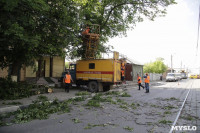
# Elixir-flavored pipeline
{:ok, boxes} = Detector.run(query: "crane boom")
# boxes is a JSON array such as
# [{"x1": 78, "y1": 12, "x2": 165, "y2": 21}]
[{"x1": 82, "y1": 24, "x2": 100, "y2": 59}]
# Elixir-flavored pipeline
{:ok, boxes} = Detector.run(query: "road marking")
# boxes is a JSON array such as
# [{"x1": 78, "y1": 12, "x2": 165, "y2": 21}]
[{"x1": 169, "y1": 87, "x2": 191, "y2": 133}]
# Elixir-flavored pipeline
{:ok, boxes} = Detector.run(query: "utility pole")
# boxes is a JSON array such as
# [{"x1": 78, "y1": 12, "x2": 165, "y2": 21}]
[
  {"x1": 181, "y1": 61, "x2": 182, "y2": 70},
  {"x1": 171, "y1": 54, "x2": 173, "y2": 73}
]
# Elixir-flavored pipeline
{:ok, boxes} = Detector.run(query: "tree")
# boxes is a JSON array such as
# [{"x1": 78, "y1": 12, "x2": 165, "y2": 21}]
[
  {"x1": 0, "y1": 0, "x2": 77, "y2": 77},
  {"x1": 0, "y1": 0, "x2": 175, "y2": 79},
  {"x1": 144, "y1": 58, "x2": 167, "y2": 74},
  {"x1": 68, "y1": 0, "x2": 176, "y2": 59}
]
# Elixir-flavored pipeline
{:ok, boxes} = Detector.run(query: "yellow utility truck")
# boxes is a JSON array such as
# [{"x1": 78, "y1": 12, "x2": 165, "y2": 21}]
[
  {"x1": 69, "y1": 53, "x2": 125, "y2": 92},
  {"x1": 66, "y1": 24, "x2": 125, "y2": 92}
]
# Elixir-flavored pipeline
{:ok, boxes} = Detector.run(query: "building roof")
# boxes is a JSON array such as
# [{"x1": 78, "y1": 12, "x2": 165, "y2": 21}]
[{"x1": 126, "y1": 58, "x2": 143, "y2": 66}]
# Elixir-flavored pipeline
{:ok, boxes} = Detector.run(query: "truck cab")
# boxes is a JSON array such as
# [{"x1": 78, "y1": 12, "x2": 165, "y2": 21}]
[{"x1": 68, "y1": 64, "x2": 76, "y2": 83}]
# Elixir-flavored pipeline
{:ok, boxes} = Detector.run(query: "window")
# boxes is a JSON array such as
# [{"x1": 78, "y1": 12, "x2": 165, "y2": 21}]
[
  {"x1": 70, "y1": 65, "x2": 75, "y2": 70},
  {"x1": 89, "y1": 63, "x2": 95, "y2": 69}
]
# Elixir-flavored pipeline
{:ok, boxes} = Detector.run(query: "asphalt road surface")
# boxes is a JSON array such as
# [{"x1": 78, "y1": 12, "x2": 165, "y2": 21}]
[{"x1": 0, "y1": 79, "x2": 199, "y2": 133}]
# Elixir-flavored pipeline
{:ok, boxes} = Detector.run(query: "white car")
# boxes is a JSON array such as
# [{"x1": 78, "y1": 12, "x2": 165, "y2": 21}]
[
  {"x1": 175, "y1": 73, "x2": 182, "y2": 80},
  {"x1": 166, "y1": 73, "x2": 178, "y2": 82}
]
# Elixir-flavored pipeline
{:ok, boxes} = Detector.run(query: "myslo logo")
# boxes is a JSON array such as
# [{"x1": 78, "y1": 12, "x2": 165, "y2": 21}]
[{"x1": 172, "y1": 126, "x2": 197, "y2": 131}]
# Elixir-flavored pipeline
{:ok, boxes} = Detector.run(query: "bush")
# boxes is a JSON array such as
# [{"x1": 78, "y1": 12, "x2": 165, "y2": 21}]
[{"x1": 0, "y1": 77, "x2": 35, "y2": 100}]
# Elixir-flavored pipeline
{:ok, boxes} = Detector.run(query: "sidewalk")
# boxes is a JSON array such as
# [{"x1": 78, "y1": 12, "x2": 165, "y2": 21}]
[
  {"x1": 0, "y1": 81, "x2": 163, "y2": 114},
  {"x1": 0, "y1": 88, "x2": 81, "y2": 114}
]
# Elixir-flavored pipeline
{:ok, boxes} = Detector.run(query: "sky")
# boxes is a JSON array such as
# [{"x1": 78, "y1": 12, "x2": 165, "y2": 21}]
[{"x1": 106, "y1": 0, "x2": 200, "y2": 74}]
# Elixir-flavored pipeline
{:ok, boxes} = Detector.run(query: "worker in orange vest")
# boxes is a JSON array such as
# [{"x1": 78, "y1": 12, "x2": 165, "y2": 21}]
[
  {"x1": 144, "y1": 73, "x2": 150, "y2": 93},
  {"x1": 121, "y1": 63, "x2": 125, "y2": 83},
  {"x1": 82, "y1": 26, "x2": 90, "y2": 35},
  {"x1": 137, "y1": 74, "x2": 144, "y2": 90},
  {"x1": 63, "y1": 71, "x2": 73, "y2": 93}
]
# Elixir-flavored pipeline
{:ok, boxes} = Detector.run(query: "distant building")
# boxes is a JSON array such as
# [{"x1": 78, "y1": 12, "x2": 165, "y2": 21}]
[{"x1": 125, "y1": 59, "x2": 143, "y2": 82}]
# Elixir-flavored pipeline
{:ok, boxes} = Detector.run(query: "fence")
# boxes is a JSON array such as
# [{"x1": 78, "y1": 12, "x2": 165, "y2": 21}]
[{"x1": 149, "y1": 73, "x2": 162, "y2": 81}]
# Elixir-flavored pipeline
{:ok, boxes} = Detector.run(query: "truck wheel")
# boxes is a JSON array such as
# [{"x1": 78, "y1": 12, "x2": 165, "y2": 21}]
[{"x1": 88, "y1": 81, "x2": 98, "y2": 93}]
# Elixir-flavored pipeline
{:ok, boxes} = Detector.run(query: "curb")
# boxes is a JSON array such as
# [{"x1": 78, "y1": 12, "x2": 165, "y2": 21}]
[{"x1": 0, "y1": 95, "x2": 86, "y2": 114}]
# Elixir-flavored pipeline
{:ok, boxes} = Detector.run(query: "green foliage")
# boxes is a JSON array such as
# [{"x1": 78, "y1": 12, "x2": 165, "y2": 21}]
[
  {"x1": 84, "y1": 123, "x2": 109, "y2": 129},
  {"x1": 37, "y1": 95, "x2": 48, "y2": 102},
  {"x1": 144, "y1": 58, "x2": 168, "y2": 74},
  {"x1": 130, "y1": 103, "x2": 137, "y2": 109},
  {"x1": 121, "y1": 92, "x2": 131, "y2": 97},
  {"x1": 116, "y1": 98, "x2": 128, "y2": 105},
  {"x1": 0, "y1": 98, "x2": 73, "y2": 125},
  {"x1": 12, "y1": 99, "x2": 71, "y2": 123},
  {"x1": 72, "y1": 118, "x2": 81, "y2": 123},
  {"x1": 75, "y1": 91, "x2": 90, "y2": 96},
  {"x1": 165, "y1": 97, "x2": 178, "y2": 101},
  {"x1": 85, "y1": 100, "x2": 101, "y2": 107},
  {"x1": 123, "y1": 126, "x2": 134, "y2": 132},
  {"x1": 164, "y1": 111, "x2": 171, "y2": 115},
  {"x1": 105, "y1": 91, "x2": 131, "y2": 97},
  {"x1": 85, "y1": 94, "x2": 116, "y2": 107},
  {"x1": 0, "y1": 77, "x2": 35, "y2": 100},
  {"x1": 163, "y1": 105, "x2": 176, "y2": 110},
  {"x1": 119, "y1": 105, "x2": 129, "y2": 110},
  {"x1": 105, "y1": 91, "x2": 121, "y2": 96},
  {"x1": 68, "y1": 0, "x2": 176, "y2": 59},
  {"x1": 65, "y1": 62, "x2": 69, "y2": 69},
  {"x1": 181, "y1": 115, "x2": 196, "y2": 121},
  {"x1": 159, "y1": 119, "x2": 172, "y2": 124},
  {"x1": 0, "y1": 0, "x2": 176, "y2": 70},
  {"x1": 72, "y1": 96, "x2": 86, "y2": 102},
  {"x1": 0, "y1": 0, "x2": 75, "y2": 72}
]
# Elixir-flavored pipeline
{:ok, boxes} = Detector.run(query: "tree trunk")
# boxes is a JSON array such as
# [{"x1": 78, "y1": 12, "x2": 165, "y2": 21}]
[{"x1": 10, "y1": 61, "x2": 21, "y2": 82}]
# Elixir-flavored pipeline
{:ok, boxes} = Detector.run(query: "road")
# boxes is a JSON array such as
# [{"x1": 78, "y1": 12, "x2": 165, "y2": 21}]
[{"x1": 0, "y1": 79, "x2": 199, "y2": 133}]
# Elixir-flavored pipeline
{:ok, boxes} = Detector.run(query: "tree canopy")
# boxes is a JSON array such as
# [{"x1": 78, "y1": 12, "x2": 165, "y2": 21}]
[
  {"x1": 143, "y1": 57, "x2": 168, "y2": 74},
  {"x1": 0, "y1": 0, "x2": 77, "y2": 75},
  {"x1": 69, "y1": 0, "x2": 176, "y2": 58},
  {"x1": 0, "y1": 0, "x2": 176, "y2": 75}
]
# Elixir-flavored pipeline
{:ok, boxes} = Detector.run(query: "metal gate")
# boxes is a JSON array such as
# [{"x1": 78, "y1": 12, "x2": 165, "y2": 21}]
[{"x1": 125, "y1": 64, "x2": 133, "y2": 81}]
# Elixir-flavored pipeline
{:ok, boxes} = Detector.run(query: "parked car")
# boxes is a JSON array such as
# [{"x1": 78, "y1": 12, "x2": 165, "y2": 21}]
[
  {"x1": 175, "y1": 73, "x2": 182, "y2": 80},
  {"x1": 180, "y1": 72, "x2": 187, "y2": 79},
  {"x1": 166, "y1": 73, "x2": 178, "y2": 82},
  {"x1": 189, "y1": 75, "x2": 197, "y2": 79}
]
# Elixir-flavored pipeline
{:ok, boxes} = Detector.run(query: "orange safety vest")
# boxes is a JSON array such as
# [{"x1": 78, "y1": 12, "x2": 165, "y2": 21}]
[
  {"x1": 82, "y1": 29, "x2": 90, "y2": 35},
  {"x1": 121, "y1": 70, "x2": 125, "y2": 76},
  {"x1": 144, "y1": 76, "x2": 150, "y2": 83},
  {"x1": 65, "y1": 74, "x2": 71, "y2": 83},
  {"x1": 137, "y1": 76, "x2": 142, "y2": 83}
]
